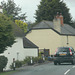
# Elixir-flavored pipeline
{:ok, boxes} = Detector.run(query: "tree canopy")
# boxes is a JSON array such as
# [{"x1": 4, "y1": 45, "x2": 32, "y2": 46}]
[
  {"x1": 35, "y1": 0, "x2": 72, "y2": 24},
  {"x1": 71, "y1": 20, "x2": 75, "y2": 28},
  {"x1": 15, "y1": 20, "x2": 28, "y2": 33},
  {"x1": 1, "y1": 0, "x2": 27, "y2": 21},
  {"x1": 0, "y1": 13, "x2": 15, "y2": 53}
]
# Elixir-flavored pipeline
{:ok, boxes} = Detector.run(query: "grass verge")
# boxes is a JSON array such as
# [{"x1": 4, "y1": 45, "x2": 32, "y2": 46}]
[{"x1": 0, "y1": 71, "x2": 17, "y2": 75}]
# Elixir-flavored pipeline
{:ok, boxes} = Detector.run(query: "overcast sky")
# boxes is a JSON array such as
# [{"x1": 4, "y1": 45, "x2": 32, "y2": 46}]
[{"x1": 0, "y1": 0, "x2": 75, "y2": 22}]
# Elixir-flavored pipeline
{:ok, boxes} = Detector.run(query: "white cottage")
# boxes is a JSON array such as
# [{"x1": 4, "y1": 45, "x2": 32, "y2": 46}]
[{"x1": 0, "y1": 23, "x2": 38, "y2": 70}]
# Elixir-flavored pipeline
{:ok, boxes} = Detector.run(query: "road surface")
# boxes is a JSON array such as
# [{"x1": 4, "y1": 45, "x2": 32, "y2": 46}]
[{"x1": 11, "y1": 62, "x2": 75, "y2": 75}]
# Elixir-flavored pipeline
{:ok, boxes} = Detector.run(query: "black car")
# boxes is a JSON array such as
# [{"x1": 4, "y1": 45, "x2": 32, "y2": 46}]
[{"x1": 53, "y1": 47, "x2": 75, "y2": 65}]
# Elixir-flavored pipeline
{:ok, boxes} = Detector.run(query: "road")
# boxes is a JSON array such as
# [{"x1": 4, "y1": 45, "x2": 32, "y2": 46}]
[{"x1": 11, "y1": 62, "x2": 75, "y2": 75}]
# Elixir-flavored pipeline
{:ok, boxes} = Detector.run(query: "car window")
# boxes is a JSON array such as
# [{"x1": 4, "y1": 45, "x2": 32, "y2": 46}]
[
  {"x1": 70, "y1": 47, "x2": 74, "y2": 52},
  {"x1": 58, "y1": 48, "x2": 69, "y2": 52}
]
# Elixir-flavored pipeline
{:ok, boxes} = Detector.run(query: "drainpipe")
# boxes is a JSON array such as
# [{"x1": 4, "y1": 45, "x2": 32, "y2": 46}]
[{"x1": 67, "y1": 35, "x2": 69, "y2": 45}]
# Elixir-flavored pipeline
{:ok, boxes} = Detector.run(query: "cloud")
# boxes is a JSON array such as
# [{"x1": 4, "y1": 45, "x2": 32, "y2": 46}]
[
  {"x1": 0, "y1": 0, "x2": 75, "y2": 22},
  {"x1": 64, "y1": 0, "x2": 75, "y2": 20}
]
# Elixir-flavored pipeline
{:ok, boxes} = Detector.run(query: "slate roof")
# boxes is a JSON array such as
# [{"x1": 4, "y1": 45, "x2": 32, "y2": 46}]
[
  {"x1": 12, "y1": 22, "x2": 24, "y2": 37},
  {"x1": 23, "y1": 37, "x2": 38, "y2": 48},
  {"x1": 33, "y1": 20, "x2": 75, "y2": 36}
]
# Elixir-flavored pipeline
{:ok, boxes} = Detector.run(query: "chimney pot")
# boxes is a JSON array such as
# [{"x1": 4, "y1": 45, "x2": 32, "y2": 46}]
[
  {"x1": 56, "y1": 12, "x2": 60, "y2": 19},
  {"x1": 59, "y1": 13, "x2": 64, "y2": 26}
]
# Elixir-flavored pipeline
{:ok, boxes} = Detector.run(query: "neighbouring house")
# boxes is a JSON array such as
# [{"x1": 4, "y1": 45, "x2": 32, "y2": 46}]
[
  {"x1": 0, "y1": 22, "x2": 39, "y2": 70},
  {"x1": 26, "y1": 14, "x2": 75, "y2": 55}
]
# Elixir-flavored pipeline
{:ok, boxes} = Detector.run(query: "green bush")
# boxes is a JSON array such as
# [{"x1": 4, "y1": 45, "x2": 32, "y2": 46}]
[
  {"x1": 15, "y1": 60, "x2": 22, "y2": 68},
  {"x1": 38, "y1": 57, "x2": 43, "y2": 63},
  {"x1": 10, "y1": 60, "x2": 22, "y2": 69},
  {"x1": 0, "y1": 56, "x2": 8, "y2": 72},
  {"x1": 23, "y1": 56, "x2": 44, "y2": 65},
  {"x1": 24, "y1": 57, "x2": 32, "y2": 65},
  {"x1": 32, "y1": 57, "x2": 38, "y2": 63}
]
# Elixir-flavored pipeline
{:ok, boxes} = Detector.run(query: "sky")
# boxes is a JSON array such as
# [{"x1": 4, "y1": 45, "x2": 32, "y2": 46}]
[{"x1": 0, "y1": 0, "x2": 75, "y2": 23}]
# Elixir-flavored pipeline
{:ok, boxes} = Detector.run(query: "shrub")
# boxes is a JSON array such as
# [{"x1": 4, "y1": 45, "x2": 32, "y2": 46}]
[
  {"x1": 24, "y1": 57, "x2": 32, "y2": 65},
  {"x1": 32, "y1": 57, "x2": 38, "y2": 63},
  {"x1": 15, "y1": 60, "x2": 22, "y2": 68},
  {"x1": 23, "y1": 56, "x2": 44, "y2": 65},
  {"x1": 0, "y1": 56, "x2": 8, "y2": 72},
  {"x1": 10, "y1": 60, "x2": 22, "y2": 69},
  {"x1": 38, "y1": 57, "x2": 43, "y2": 63}
]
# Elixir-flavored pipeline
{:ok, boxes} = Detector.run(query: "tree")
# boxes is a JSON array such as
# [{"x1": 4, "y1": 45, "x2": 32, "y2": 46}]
[
  {"x1": 0, "y1": 13, "x2": 15, "y2": 53},
  {"x1": 0, "y1": 56, "x2": 8, "y2": 72},
  {"x1": 35, "y1": 0, "x2": 72, "y2": 24},
  {"x1": 1, "y1": 0, "x2": 26, "y2": 21},
  {"x1": 71, "y1": 20, "x2": 75, "y2": 28},
  {"x1": 27, "y1": 21, "x2": 34, "y2": 30},
  {"x1": 18, "y1": 13, "x2": 27, "y2": 21},
  {"x1": 15, "y1": 20, "x2": 28, "y2": 33},
  {"x1": 27, "y1": 21, "x2": 38, "y2": 31}
]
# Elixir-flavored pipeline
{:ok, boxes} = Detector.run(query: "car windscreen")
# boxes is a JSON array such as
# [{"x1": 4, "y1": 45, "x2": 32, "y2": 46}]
[{"x1": 58, "y1": 48, "x2": 69, "y2": 52}]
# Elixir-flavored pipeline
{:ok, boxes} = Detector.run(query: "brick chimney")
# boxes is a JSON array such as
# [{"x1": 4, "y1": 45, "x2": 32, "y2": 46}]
[
  {"x1": 0, "y1": 5, "x2": 3, "y2": 13},
  {"x1": 59, "y1": 13, "x2": 64, "y2": 26},
  {"x1": 53, "y1": 12, "x2": 64, "y2": 33}
]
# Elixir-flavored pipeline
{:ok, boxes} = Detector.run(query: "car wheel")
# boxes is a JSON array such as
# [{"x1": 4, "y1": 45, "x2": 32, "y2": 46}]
[
  {"x1": 54, "y1": 61, "x2": 57, "y2": 65},
  {"x1": 71, "y1": 61, "x2": 74, "y2": 65}
]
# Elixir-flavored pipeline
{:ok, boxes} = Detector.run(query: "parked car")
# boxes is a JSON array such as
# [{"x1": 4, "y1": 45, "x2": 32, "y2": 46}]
[{"x1": 53, "y1": 47, "x2": 75, "y2": 65}]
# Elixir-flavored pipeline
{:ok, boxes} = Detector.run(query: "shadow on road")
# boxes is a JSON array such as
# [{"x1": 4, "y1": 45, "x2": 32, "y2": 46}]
[{"x1": 58, "y1": 63, "x2": 74, "y2": 65}]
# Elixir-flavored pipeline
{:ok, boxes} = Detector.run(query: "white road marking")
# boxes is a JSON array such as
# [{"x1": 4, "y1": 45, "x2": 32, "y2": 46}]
[
  {"x1": 64, "y1": 69, "x2": 70, "y2": 75},
  {"x1": 64, "y1": 66, "x2": 75, "y2": 75},
  {"x1": 72, "y1": 66, "x2": 75, "y2": 68}
]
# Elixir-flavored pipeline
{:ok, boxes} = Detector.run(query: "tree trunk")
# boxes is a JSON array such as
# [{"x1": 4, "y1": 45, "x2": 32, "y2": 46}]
[{"x1": 0, "y1": 68, "x2": 3, "y2": 72}]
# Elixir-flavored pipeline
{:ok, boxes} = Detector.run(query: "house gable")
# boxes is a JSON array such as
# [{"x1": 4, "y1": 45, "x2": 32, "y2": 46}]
[
  {"x1": 26, "y1": 29, "x2": 61, "y2": 54},
  {"x1": 23, "y1": 37, "x2": 38, "y2": 48}
]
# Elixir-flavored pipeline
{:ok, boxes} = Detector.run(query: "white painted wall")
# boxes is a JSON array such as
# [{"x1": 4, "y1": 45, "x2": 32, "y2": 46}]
[
  {"x1": 0, "y1": 9, "x2": 3, "y2": 13},
  {"x1": 24, "y1": 48, "x2": 38, "y2": 57},
  {"x1": 0, "y1": 37, "x2": 38, "y2": 70},
  {"x1": 0, "y1": 37, "x2": 25, "y2": 70}
]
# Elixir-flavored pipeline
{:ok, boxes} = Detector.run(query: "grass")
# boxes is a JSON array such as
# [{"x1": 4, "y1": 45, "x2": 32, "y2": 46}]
[{"x1": 0, "y1": 71, "x2": 17, "y2": 75}]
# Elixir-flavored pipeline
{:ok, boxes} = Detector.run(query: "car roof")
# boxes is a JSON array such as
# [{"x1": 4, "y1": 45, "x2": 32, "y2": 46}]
[{"x1": 58, "y1": 47, "x2": 73, "y2": 49}]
